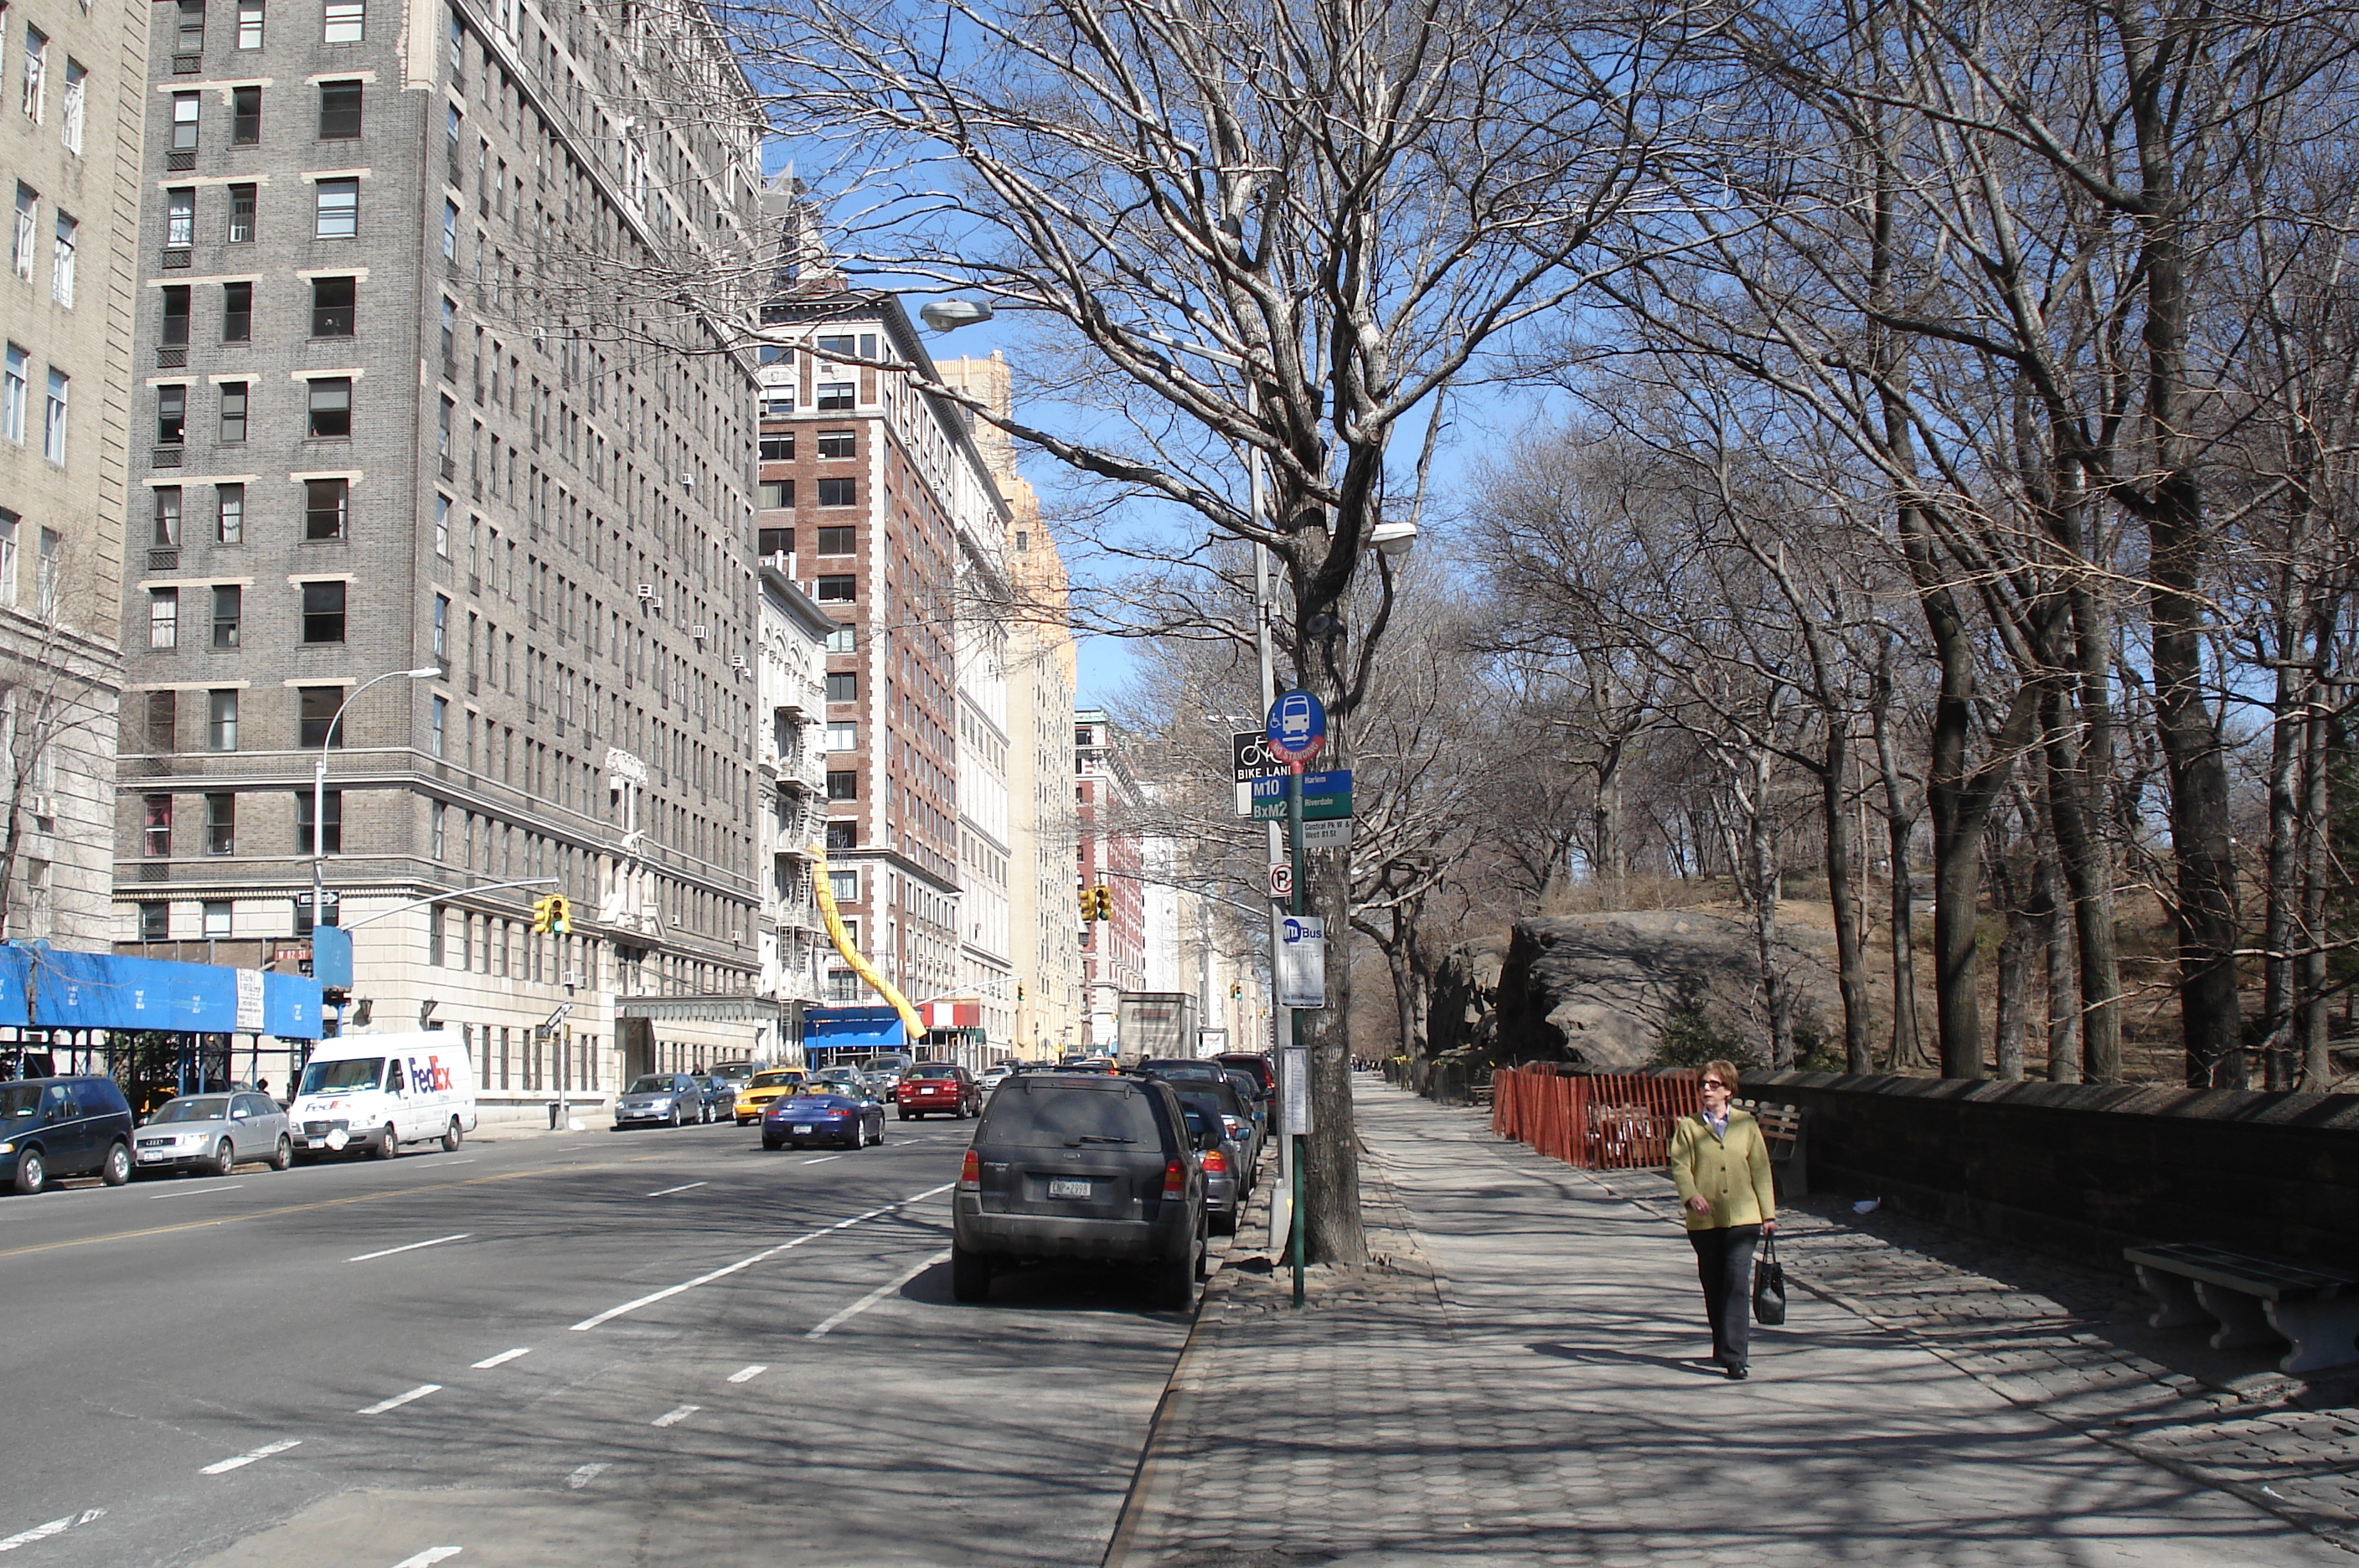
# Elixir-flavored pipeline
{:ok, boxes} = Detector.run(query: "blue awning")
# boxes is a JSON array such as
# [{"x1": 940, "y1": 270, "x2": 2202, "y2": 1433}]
[
  {"x1": 801, "y1": 1006, "x2": 906, "y2": 1050},
  {"x1": 1, "y1": 944, "x2": 323, "y2": 1039}
]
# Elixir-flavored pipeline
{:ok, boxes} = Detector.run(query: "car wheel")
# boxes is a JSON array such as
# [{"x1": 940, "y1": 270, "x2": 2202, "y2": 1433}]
[
  {"x1": 1210, "y1": 1210, "x2": 1237, "y2": 1237},
  {"x1": 375, "y1": 1123, "x2": 399, "y2": 1159},
  {"x1": 214, "y1": 1139, "x2": 237, "y2": 1177},
  {"x1": 950, "y1": 1244, "x2": 994, "y2": 1304},
  {"x1": 896, "y1": 1110, "x2": 910, "y2": 1121},
  {"x1": 101, "y1": 1141, "x2": 132, "y2": 1186},
  {"x1": 13, "y1": 1148, "x2": 46, "y2": 1195},
  {"x1": 669, "y1": 1106, "x2": 682, "y2": 1128},
  {"x1": 270, "y1": 1134, "x2": 293, "y2": 1172},
  {"x1": 441, "y1": 1118, "x2": 462, "y2": 1153},
  {"x1": 762, "y1": 1137, "x2": 782, "y2": 1151},
  {"x1": 1149, "y1": 1242, "x2": 1197, "y2": 1312}
]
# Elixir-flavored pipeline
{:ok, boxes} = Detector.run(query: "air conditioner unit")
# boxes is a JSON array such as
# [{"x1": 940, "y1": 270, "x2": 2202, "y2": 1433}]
[
  {"x1": 636, "y1": 584, "x2": 653, "y2": 598},
  {"x1": 730, "y1": 654, "x2": 748, "y2": 672},
  {"x1": 561, "y1": 968, "x2": 583, "y2": 987},
  {"x1": 691, "y1": 623, "x2": 710, "y2": 641}
]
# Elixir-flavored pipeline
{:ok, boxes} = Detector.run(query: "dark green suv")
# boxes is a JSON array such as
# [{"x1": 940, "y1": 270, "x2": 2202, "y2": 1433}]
[{"x1": 2, "y1": 1075, "x2": 135, "y2": 1194}]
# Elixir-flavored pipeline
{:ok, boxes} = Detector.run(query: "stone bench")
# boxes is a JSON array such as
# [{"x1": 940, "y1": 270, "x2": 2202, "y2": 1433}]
[
  {"x1": 2124, "y1": 1241, "x2": 2359, "y2": 1375},
  {"x1": 1737, "y1": 1098, "x2": 1809, "y2": 1199}
]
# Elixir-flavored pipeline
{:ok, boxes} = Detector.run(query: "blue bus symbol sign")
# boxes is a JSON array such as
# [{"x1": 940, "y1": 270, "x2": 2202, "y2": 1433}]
[{"x1": 1266, "y1": 689, "x2": 1326, "y2": 763}]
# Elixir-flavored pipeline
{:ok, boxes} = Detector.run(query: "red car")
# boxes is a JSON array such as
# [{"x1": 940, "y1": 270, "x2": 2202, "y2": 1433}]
[{"x1": 896, "y1": 1063, "x2": 982, "y2": 1119}]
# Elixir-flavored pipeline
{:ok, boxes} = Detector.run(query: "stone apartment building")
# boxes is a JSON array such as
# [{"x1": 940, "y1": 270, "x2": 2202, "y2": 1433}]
[
  {"x1": 750, "y1": 240, "x2": 1009, "y2": 1048},
  {"x1": 111, "y1": 0, "x2": 770, "y2": 1094},
  {"x1": 938, "y1": 353, "x2": 1080, "y2": 1061},
  {"x1": 756, "y1": 560, "x2": 830, "y2": 1056},
  {"x1": 0, "y1": 0, "x2": 145, "y2": 946},
  {"x1": 1075, "y1": 707, "x2": 1143, "y2": 1050}
]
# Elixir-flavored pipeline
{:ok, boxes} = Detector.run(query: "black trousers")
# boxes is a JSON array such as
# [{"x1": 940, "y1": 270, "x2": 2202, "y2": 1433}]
[{"x1": 1688, "y1": 1224, "x2": 1761, "y2": 1369}]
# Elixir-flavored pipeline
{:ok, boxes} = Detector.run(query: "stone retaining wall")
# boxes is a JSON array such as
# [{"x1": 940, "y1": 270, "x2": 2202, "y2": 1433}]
[{"x1": 1742, "y1": 1070, "x2": 2359, "y2": 1275}]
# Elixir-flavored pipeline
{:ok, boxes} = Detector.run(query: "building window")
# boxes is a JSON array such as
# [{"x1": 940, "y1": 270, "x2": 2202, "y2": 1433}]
[
  {"x1": 149, "y1": 587, "x2": 178, "y2": 647},
  {"x1": 157, "y1": 384, "x2": 187, "y2": 445},
  {"x1": 206, "y1": 688, "x2": 237, "y2": 750},
  {"x1": 829, "y1": 869, "x2": 858, "y2": 903},
  {"x1": 204, "y1": 792, "x2": 235, "y2": 855},
  {"x1": 297, "y1": 788, "x2": 341, "y2": 852},
  {"x1": 825, "y1": 821, "x2": 855, "y2": 851},
  {"x1": 226, "y1": 183, "x2": 255, "y2": 242},
  {"x1": 826, "y1": 770, "x2": 857, "y2": 800},
  {"x1": 164, "y1": 186, "x2": 194, "y2": 247},
  {"x1": 237, "y1": 0, "x2": 264, "y2": 48},
  {"x1": 217, "y1": 381, "x2": 247, "y2": 442},
  {"x1": 825, "y1": 624, "x2": 855, "y2": 653},
  {"x1": 173, "y1": 0, "x2": 204, "y2": 54},
  {"x1": 814, "y1": 575, "x2": 854, "y2": 601},
  {"x1": 759, "y1": 433, "x2": 792, "y2": 461},
  {"x1": 817, "y1": 430, "x2": 855, "y2": 459},
  {"x1": 825, "y1": 671, "x2": 856, "y2": 702},
  {"x1": 41, "y1": 369, "x2": 65, "y2": 462},
  {"x1": 306, "y1": 377, "x2": 350, "y2": 438},
  {"x1": 60, "y1": 61, "x2": 83, "y2": 153},
  {"x1": 314, "y1": 178, "x2": 357, "y2": 239},
  {"x1": 215, "y1": 482, "x2": 244, "y2": 544},
  {"x1": 427, "y1": 904, "x2": 443, "y2": 964},
  {"x1": 816, "y1": 383, "x2": 854, "y2": 411},
  {"x1": 231, "y1": 84, "x2": 260, "y2": 144},
  {"x1": 153, "y1": 486, "x2": 183, "y2": 547},
  {"x1": 433, "y1": 494, "x2": 449, "y2": 555},
  {"x1": 826, "y1": 721, "x2": 856, "y2": 751},
  {"x1": 432, "y1": 593, "x2": 448, "y2": 656},
  {"x1": 430, "y1": 695, "x2": 447, "y2": 756},
  {"x1": 221, "y1": 281, "x2": 251, "y2": 342},
  {"x1": 760, "y1": 394, "x2": 794, "y2": 419},
  {"x1": 757, "y1": 479, "x2": 792, "y2": 509},
  {"x1": 139, "y1": 901, "x2": 168, "y2": 941},
  {"x1": 146, "y1": 689, "x2": 177, "y2": 750},
  {"x1": 818, "y1": 477, "x2": 856, "y2": 507},
  {"x1": 300, "y1": 580, "x2": 345, "y2": 641},
  {"x1": 142, "y1": 794, "x2": 172, "y2": 857},
  {"x1": 323, "y1": 0, "x2": 364, "y2": 44},
  {"x1": 170, "y1": 91, "x2": 199, "y2": 151},
  {"x1": 162, "y1": 286, "x2": 191, "y2": 346},
  {"x1": 211, "y1": 583, "x2": 240, "y2": 646},
  {"x1": 37, "y1": 529, "x2": 58, "y2": 612},
  {"x1": 2, "y1": 345, "x2": 23, "y2": 441},
  {"x1": 49, "y1": 213, "x2": 72, "y2": 306},
  {"x1": 297, "y1": 685, "x2": 339, "y2": 747},
  {"x1": 441, "y1": 199, "x2": 457, "y2": 257},
  {"x1": 1014, "y1": 529, "x2": 1030, "y2": 551},
  {"x1": 311, "y1": 275, "x2": 354, "y2": 336},
  {"x1": 0, "y1": 512, "x2": 14, "y2": 607},
  {"x1": 11, "y1": 184, "x2": 34, "y2": 279},
  {"x1": 430, "y1": 798, "x2": 447, "y2": 859},
  {"x1": 816, "y1": 526, "x2": 854, "y2": 555},
  {"x1": 305, "y1": 477, "x2": 347, "y2": 539},
  {"x1": 827, "y1": 969, "x2": 860, "y2": 1003},
  {"x1": 203, "y1": 901, "x2": 231, "y2": 939},
  {"x1": 756, "y1": 527, "x2": 792, "y2": 556}
]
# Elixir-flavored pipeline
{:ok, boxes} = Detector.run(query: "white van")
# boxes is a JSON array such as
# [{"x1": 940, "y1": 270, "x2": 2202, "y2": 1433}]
[{"x1": 286, "y1": 1031, "x2": 478, "y2": 1161}]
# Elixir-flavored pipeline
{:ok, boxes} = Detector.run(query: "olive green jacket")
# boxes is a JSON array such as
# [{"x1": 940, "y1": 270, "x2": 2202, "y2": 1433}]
[{"x1": 1668, "y1": 1108, "x2": 1776, "y2": 1231}]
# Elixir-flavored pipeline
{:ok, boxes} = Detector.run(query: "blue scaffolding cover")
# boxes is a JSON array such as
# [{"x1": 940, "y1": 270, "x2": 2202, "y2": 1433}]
[
  {"x1": 4, "y1": 946, "x2": 323, "y2": 1039},
  {"x1": 802, "y1": 1006, "x2": 907, "y2": 1050}
]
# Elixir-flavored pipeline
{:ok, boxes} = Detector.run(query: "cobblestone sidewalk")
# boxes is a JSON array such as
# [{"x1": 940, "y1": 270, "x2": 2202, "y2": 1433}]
[{"x1": 1104, "y1": 1078, "x2": 2349, "y2": 1566}]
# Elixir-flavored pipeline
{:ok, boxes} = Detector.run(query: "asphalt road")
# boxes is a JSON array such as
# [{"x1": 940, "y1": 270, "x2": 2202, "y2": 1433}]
[{"x1": 0, "y1": 1112, "x2": 1199, "y2": 1567}]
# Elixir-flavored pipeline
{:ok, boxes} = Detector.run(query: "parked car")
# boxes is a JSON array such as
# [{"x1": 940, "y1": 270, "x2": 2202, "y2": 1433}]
[
  {"x1": 734, "y1": 1068, "x2": 808, "y2": 1124},
  {"x1": 1175, "y1": 1099, "x2": 1242, "y2": 1235},
  {"x1": 951, "y1": 1072, "x2": 1206, "y2": 1310},
  {"x1": 706, "y1": 1060, "x2": 766, "y2": 1094},
  {"x1": 762, "y1": 1091, "x2": 884, "y2": 1150},
  {"x1": 897, "y1": 1063, "x2": 982, "y2": 1120},
  {"x1": 980, "y1": 1063, "x2": 1014, "y2": 1091},
  {"x1": 1213, "y1": 1053, "x2": 1274, "y2": 1102},
  {"x1": 612, "y1": 1073, "x2": 710, "y2": 1129},
  {"x1": 689, "y1": 1074, "x2": 738, "y2": 1118},
  {"x1": 811, "y1": 1066, "x2": 867, "y2": 1091},
  {"x1": 287, "y1": 1032, "x2": 477, "y2": 1161},
  {"x1": 1141, "y1": 1066, "x2": 1262, "y2": 1178},
  {"x1": 132, "y1": 1091, "x2": 291, "y2": 1177},
  {"x1": 0, "y1": 1075, "x2": 135, "y2": 1194}
]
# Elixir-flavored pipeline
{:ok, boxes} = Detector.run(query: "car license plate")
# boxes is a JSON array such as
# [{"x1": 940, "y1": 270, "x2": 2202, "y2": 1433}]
[
  {"x1": 137, "y1": 1149, "x2": 167, "y2": 1162},
  {"x1": 1048, "y1": 1179, "x2": 1092, "y2": 1199},
  {"x1": 792, "y1": 1125, "x2": 813, "y2": 1134}
]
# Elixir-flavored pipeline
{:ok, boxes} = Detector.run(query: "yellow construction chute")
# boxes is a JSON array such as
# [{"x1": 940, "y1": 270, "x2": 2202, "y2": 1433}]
[{"x1": 809, "y1": 840, "x2": 923, "y2": 1039}]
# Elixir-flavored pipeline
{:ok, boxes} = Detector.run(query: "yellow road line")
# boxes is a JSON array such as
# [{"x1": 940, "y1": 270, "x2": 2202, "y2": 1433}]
[{"x1": 0, "y1": 1162, "x2": 612, "y2": 1261}]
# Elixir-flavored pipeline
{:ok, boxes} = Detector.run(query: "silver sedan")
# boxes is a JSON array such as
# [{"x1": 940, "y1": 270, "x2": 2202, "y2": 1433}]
[{"x1": 132, "y1": 1092, "x2": 292, "y2": 1177}]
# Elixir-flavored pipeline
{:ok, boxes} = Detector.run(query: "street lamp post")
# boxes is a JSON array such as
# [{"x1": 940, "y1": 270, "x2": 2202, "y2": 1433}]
[{"x1": 311, "y1": 667, "x2": 441, "y2": 986}]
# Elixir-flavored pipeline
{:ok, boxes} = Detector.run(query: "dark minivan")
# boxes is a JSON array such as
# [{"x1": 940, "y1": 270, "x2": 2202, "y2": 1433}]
[
  {"x1": 952, "y1": 1073, "x2": 1207, "y2": 1310},
  {"x1": 2, "y1": 1075, "x2": 136, "y2": 1194}
]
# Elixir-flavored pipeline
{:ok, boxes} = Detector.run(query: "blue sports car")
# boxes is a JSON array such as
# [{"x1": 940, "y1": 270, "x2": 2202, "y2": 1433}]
[{"x1": 761, "y1": 1091, "x2": 884, "y2": 1151}]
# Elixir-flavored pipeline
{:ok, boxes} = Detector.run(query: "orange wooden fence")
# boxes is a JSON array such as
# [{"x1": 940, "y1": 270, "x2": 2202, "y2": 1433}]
[{"x1": 1490, "y1": 1067, "x2": 1701, "y2": 1169}]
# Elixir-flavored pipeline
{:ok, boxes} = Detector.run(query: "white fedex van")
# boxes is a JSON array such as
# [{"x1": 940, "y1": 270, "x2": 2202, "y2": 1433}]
[{"x1": 286, "y1": 1031, "x2": 478, "y2": 1161}]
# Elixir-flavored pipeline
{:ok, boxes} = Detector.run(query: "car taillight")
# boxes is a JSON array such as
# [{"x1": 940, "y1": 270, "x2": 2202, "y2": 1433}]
[
  {"x1": 1163, "y1": 1158, "x2": 1185, "y2": 1199},
  {"x1": 1201, "y1": 1149, "x2": 1227, "y2": 1174},
  {"x1": 960, "y1": 1148, "x2": 982, "y2": 1192}
]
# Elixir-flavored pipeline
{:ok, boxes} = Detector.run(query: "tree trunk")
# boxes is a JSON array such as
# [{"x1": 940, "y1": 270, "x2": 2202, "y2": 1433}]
[
  {"x1": 1871, "y1": 644, "x2": 1923, "y2": 1071},
  {"x1": 2300, "y1": 662, "x2": 2334, "y2": 1087},
  {"x1": 2263, "y1": 605, "x2": 2303, "y2": 1089},
  {"x1": 1297, "y1": 678, "x2": 1362, "y2": 1267},
  {"x1": 1820, "y1": 716, "x2": 1872, "y2": 1072},
  {"x1": 1989, "y1": 805, "x2": 2034, "y2": 1082}
]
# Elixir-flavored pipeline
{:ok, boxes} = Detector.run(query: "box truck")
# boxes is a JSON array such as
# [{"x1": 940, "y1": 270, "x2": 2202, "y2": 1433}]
[{"x1": 1115, "y1": 993, "x2": 1200, "y2": 1064}]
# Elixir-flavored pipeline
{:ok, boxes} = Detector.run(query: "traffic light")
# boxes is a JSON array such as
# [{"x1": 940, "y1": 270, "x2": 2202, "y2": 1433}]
[
  {"x1": 531, "y1": 895, "x2": 555, "y2": 934},
  {"x1": 1087, "y1": 885, "x2": 1113, "y2": 920},
  {"x1": 548, "y1": 893, "x2": 572, "y2": 935}
]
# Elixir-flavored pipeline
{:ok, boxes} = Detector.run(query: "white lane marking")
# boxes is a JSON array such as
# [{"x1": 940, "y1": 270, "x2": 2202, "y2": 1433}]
[
  {"x1": 800, "y1": 1155, "x2": 845, "y2": 1166},
  {"x1": 356, "y1": 1384, "x2": 441, "y2": 1416},
  {"x1": 0, "y1": 1509, "x2": 104, "y2": 1552},
  {"x1": 348, "y1": 1233, "x2": 471, "y2": 1262},
  {"x1": 199, "y1": 1438, "x2": 301, "y2": 1475},
  {"x1": 470, "y1": 1348, "x2": 530, "y2": 1369},
  {"x1": 440, "y1": 1158, "x2": 477, "y2": 1166},
  {"x1": 148, "y1": 1182, "x2": 248, "y2": 1200},
  {"x1": 389, "y1": 1551, "x2": 463, "y2": 1568},
  {"x1": 650, "y1": 1405, "x2": 699, "y2": 1428},
  {"x1": 645, "y1": 1181, "x2": 707, "y2": 1197},
  {"x1": 725, "y1": 1364, "x2": 767, "y2": 1384},
  {"x1": 565, "y1": 1463, "x2": 608, "y2": 1490},
  {"x1": 568, "y1": 1184, "x2": 954, "y2": 1331},
  {"x1": 806, "y1": 1249, "x2": 952, "y2": 1339}
]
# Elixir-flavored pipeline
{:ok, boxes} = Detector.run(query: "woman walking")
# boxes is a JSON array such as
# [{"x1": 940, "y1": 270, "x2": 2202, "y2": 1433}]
[{"x1": 1668, "y1": 1060, "x2": 1776, "y2": 1380}]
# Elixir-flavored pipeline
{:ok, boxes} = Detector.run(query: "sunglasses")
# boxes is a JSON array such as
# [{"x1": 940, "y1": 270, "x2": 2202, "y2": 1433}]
[{"x1": 1700, "y1": 1079, "x2": 1727, "y2": 1088}]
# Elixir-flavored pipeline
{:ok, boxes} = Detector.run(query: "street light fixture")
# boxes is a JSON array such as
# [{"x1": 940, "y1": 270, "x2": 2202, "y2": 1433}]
[
  {"x1": 1370, "y1": 518, "x2": 1418, "y2": 557},
  {"x1": 918, "y1": 299, "x2": 994, "y2": 332},
  {"x1": 311, "y1": 666, "x2": 441, "y2": 954}
]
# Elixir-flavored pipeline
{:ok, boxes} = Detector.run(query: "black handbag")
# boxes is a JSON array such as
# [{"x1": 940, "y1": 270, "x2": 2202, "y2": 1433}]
[{"x1": 1752, "y1": 1232, "x2": 1788, "y2": 1326}]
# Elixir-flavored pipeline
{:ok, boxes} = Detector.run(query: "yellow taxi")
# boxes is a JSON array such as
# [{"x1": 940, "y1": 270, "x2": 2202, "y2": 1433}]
[{"x1": 734, "y1": 1068, "x2": 809, "y2": 1124}]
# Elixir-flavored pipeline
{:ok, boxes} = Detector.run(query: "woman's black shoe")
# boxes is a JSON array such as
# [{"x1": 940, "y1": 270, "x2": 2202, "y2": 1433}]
[{"x1": 1725, "y1": 1364, "x2": 1749, "y2": 1380}]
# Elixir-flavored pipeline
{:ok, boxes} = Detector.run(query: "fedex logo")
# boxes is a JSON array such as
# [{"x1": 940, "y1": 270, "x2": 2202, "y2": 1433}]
[{"x1": 407, "y1": 1055, "x2": 454, "y2": 1094}]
